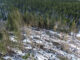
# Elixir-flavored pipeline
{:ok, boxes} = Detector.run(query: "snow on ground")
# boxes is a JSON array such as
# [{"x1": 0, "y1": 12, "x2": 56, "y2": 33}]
[
  {"x1": 10, "y1": 36, "x2": 17, "y2": 42},
  {"x1": 35, "y1": 53, "x2": 48, "y2": 60},
  {"x1": 76, "y1": 33, "x2": 80, "y2": 38},
  {"x1": 3, "y1": 56, "x2": 13, "y2": 60},
  {"x1": 3, "y1": 27, "x2": 80, "y2": 60}
]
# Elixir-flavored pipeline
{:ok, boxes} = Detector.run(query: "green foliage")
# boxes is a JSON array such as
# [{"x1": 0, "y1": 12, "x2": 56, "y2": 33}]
[
  {"x1": 0, "y1": 57, "x2": 4, "y2": 60},
  {"x1": 1, "y1": 0, "x2": 80, "y2": 32},
  {"x1": 0, "y1": 33, "x2": 3, "y2": 40},
  {"x1": 22, "y1": 53, "x2": 30, "y2": 59},
  {"x1": 0, "y1": 29, "x2": 17, "y2": 54},
  {"x1": 7, "y1": 8, "x2": 23, "y2": 31},
  {"x1": 0, "y1": 42, "x2": 7, "y2": 54},
  {"x1": 71, "y1": 20, "x2": 77, "y2": 32}
]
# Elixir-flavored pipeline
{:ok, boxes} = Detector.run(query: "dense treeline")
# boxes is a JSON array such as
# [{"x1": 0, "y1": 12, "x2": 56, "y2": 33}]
[
  {"x1": 4, "y1": 0, "x2": 79, "y2": 32},
  {"x1": 0, "y1": 0, "x2": 80, "y2": 32}
]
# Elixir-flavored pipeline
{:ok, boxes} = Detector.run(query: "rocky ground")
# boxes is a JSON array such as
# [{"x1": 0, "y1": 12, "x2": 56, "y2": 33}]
[{"x1": 2, "y1": 27, "x2": 80, "y2": 60}]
